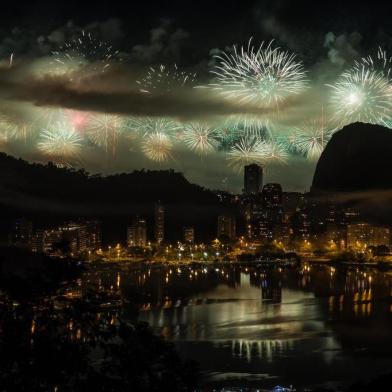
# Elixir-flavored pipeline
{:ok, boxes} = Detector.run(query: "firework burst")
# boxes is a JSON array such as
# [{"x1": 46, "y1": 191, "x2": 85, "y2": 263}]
[
  {"x1": 226, "y1": 136, "x2": 265, "y2": 172},
  {"x1": 0, "y1": 114, "x2": 36, "y2": 144},
  {"x1": 128, "y1": 117, "x2": 180, "y2": 138},
  {"x1": 259, "y1": 140, "x2": 289, "y2": 164},
  {"x1": 37, "y1": 122, "x2": 82, "y2": 166},
  {"x1": 357, "y1": 47, "x2": 392, "y2": 81},
  {"x1": 87, "y1": 114, "x2": 123, "y2": 153},
  {"x1": 137, "y1": 64, "x2": 197, "y2": 93},
  {"x1": 65, "y1": 110, "x2": 91, "y2": 130},
  {"x1": 292, "y1": 118, "x2": 336, "y2": 160},
  {"x1": 182, "y1": 123, "x2": 219, "y2": 155},
  {"x1": 52, "y1": 30, "x2": 119, "y2": 73},
  {"x1": 222, "y1": 113, "x2": 274, "y2": 139},
  {"x1": 0, "y1": 117, "x2": 15, "y2": 144},
  {"x1": 328, "y1": 65, "x2": 392, "y2": 125},
  {"x1": 210, "y1": 39, "x2": 308, "y2": 107},
  {"x1": 141, "y1": 132, "x2": 173, "y2": 162}
]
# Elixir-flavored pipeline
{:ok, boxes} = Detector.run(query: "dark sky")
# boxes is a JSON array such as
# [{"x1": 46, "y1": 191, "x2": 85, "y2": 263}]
[
  {"x1": 0, "y1": 0, "x2": 392, "y2": 192},
  {"x1": 3, "y1": 0, "x2": 392, "y2": 61}
]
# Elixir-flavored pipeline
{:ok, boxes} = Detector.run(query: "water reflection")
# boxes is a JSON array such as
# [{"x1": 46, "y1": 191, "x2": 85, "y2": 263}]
[{"x1": 80, "y1": 264, "x2": 392, "y2": 388}]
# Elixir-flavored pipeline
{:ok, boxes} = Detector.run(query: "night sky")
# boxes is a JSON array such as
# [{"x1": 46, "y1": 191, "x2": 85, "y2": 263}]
[{"x1": 0, "y1": 0, "x2": 392, "y2": 192}]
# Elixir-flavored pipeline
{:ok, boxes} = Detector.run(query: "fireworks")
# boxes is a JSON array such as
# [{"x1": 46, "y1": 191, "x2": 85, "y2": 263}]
[
  {"x1": 292, "y1": 118, "x2": 335, "y2": 160},
  {"x1": 222, "y1": 114, "x2": 274, "y2": 139},
  {"x1": 128, "y1": 117, "x2": 180, "y2": 138},
  {"x1": 65, "y1": 110, "x2": 91, "y2": 130},
  {"x1": 259, "y1": 140, "x2": 289, "y2": 164},
  {"x1": 87, "y1": 114, "x2": 123, "y2": 153},
  {"x1": 52, "y1": 30, "x2": 119, "y2": 73},
  {"x1": 0, "y1": 115, "x2": 34, "y2": 143},
  {"x1": 357, "y1": 47, "x2": 392, "y2": 80},
  {"x1": 210, "y1": 39, "x2": 308, "y2": 107},
  {"x1": 141, "y1": 132, "x2": 173, "y2": 162},
  {"x1": 328, "y1": 65, "x2": 392, "y2": 125},
  {"x1": 0, "y1": 117, "x2": 15, "y2": 144},
  {"x1": 137, "y1": 64, "x2": 197, "y2": 93},
  {"x1": 182, "y1": 123, "x2": 219, "y2": 155},
  {"x1": 226, "y1": 137, "x2": 265, "y2": 172},
  {"x1": 215, "y1": 124, "x2": 245, "y2": 151},
  {"x1": 37, "y1": 122, "x2": 82, "y2": 165}
]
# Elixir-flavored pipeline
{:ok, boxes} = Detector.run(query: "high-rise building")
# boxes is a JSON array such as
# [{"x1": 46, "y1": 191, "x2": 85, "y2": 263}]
[
  {"x1": 127, "y1": 217, "x2": 147, "y2": 247},
  {"x1": 262, "y1": 183, "x2": 283, "y2": 208},
  {"x1": 84, "y1": 219, "x2": 102, "y2": 250},
  {"x1": 60, "y1": 223, "x2": 88, "y2": 254},
  {"x1": 154, "y1": 202, "x2": 165, "y2": 245},
  {"x1": 32, "y1": 222, "x2": 96, "y2": 256},
  {"x1": 184, "y1": 227, "x2": 195, "y2": 244},
  {"x1": 262, "y1": 183, "x2": 283, "y2": 225},
  {"x1": 10, "y1": 218, "x2": 32, "y2": 248},
  {"x1": 244, "y1": 164, "x2": 263, "y2": 195},
  {"x1": 217, "y1": 214, "x2": 236, "y2": 240}
]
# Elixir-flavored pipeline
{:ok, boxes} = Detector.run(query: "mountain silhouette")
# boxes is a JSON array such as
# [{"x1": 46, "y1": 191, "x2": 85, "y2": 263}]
[
  {"x1": 0, "y1": 153, "x2": 227, "y2": 243},
  {"x1": 312, "y1": 122, "x2": 392, "y2": 193}
]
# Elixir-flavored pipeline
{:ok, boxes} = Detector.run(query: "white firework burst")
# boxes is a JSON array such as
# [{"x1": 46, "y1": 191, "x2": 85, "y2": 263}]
[
  {"x1": 128, "y1": 117, "x2": 180, "y2": 138},
  {"x1": 259, "y1": 140, "x2": 289, "y2": 164},
  {"x1": 292, "y1": 118, "x2": 336, "y2": 160},
  {"x1": 87, "y1": 114, "x2": 123, "y2": 153},
  {"x1": 37, "y1": 122, "x2": 82, "y2": 166},
  {"x1": 222, "y1": 114, "x2": 274, "y2": 139},
  {"x1": 137, "y1": 64, "x2": 197, "y2": 93},
  {"x1": 182, "y1": 123, "x2": 219, "y2": 155},
  {"x1": 0, "y1": 114, "x2": 36, "y2": 144},
  {"x1": 210, "y1": 39, "x2": 308, "y2": 107},
  {"x1": 141, "y1": 132, "x2": 173, "y2": 162},
  {"x1": 52, "y1": 29, "x2": 119, "y2": 74},
  {"x1": 357, "y1": 47, "x2": 392, "y2": 81},
  {"x1": 328, "y1": 65, "x2": 392, "y2": 125},
  {"x1": 226, "y1": 136, "x2": 265, "y2": 172}
]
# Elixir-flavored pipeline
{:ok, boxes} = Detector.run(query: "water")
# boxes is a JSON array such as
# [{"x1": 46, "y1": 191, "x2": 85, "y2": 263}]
[{"x1": 86, "y1": 263, "x2": 392, "y2": 390}]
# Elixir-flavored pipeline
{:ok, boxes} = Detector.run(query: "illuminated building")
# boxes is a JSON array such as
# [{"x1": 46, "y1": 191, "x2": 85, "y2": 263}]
[
  {"x1": 127, "y1": 216, "x2": 147, "y2": 247},
  {"x1": 154, "y1": 202, "x2": 165, "y2": 245},
  {"x1": 347, "y1": 223, "x2": 390, "y2": 248},
  {"x1": 10, "y1": 218, "x2": 32, "y2": 248},
  {"x1": 217, "y1": 214, "x2": 236, "y2": 240},
  {"x1": 259, "y1": 217, "x2": 271, "y2": 241},
  {"x1": 282, "y1": 192, "x2": 303, "y2": 215},
  {"x1": 262, "y1": 183, "x2": 283, "y2": 210},
  {"x1": 60, "y1": 223, "x2": 89, "y2": 254},
  {"x1": 31, "y1": 230, "x2": 45, "y2": 253},
  {"x1": 184, "y1": 227, "x2": 194, "y2": 244},
  {"x1": 243, "y1": 164, "x2": 263, "y2": 195},
  {"x1": 31, "y1": 221, "x2": 98, "y2": 255},
  {"x1": 84, "y1": 219, "x2": 102, "y2": 250}
]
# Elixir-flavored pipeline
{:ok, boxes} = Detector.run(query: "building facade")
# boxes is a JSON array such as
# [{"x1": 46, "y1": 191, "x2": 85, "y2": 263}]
[
  {"x1": 217, "y1": 214, "x2": 236, "y2": 240},
  {"x1": 244, "y1": 164, "x2": 263, "y2": 195},
  {"x1": 127, "y1": 217, "x2": 147, "y2": 247},
  {"x1": 184, "y1": 227, "x2": 195, "y2": 244},
  {"x1": 154, "y1": 202, "x2": 165, "y2": 245}
]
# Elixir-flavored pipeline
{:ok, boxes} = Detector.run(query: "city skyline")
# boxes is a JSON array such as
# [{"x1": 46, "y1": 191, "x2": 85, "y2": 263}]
[{"x1": 1, "y1": 2, "x2": 392, "y2": 392}]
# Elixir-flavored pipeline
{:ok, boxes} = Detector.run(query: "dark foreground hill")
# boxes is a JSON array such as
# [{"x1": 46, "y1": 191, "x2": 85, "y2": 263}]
[
  {"x1": 0, "y1": 153, "x2": 228, "y2": 243},
  {"x1": 312, "y1": 122, "x2": 392, "y2": 192}
]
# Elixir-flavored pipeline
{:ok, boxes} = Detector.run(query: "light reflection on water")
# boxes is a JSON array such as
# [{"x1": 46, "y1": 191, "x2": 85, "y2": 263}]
[{"x1": 85, "y1": 264, "x2": 392, "y2": 389}]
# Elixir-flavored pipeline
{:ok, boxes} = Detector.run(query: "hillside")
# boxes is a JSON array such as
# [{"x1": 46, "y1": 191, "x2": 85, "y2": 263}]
[
  {"x1": 0, "y1": 154, "x2": 228, "y2": 243},
  {"x1": 312, "y1": 122, "x2": 392, "y2": 192}
]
